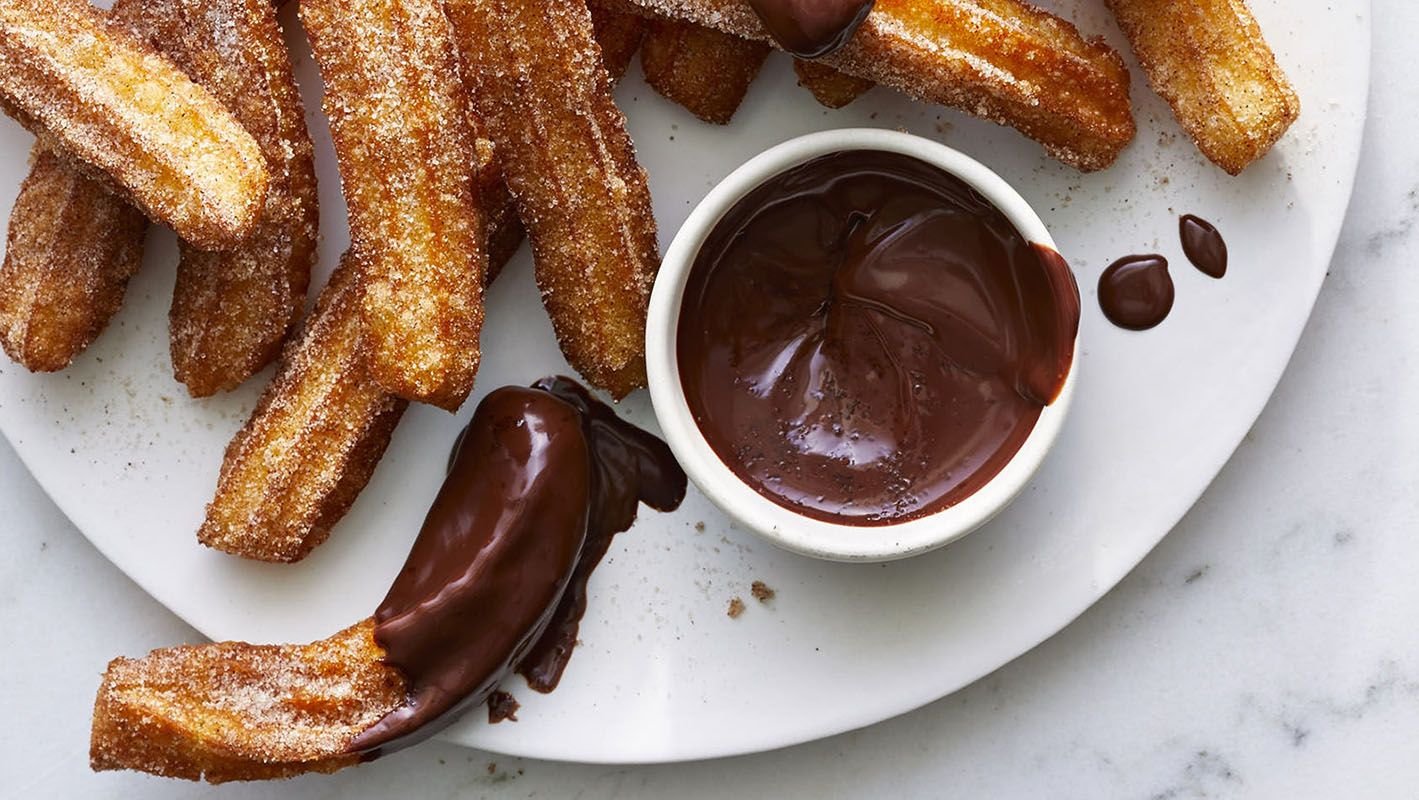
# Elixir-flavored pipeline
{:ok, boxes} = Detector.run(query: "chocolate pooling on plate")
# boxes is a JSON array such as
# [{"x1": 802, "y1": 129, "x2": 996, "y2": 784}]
[
  {"x1": 677, "y1": 150, "x2": 1079, "y2": 527},
  {"x1": 1179, "y1": 214, "x2": 1227, "y2": 278},
  {"x1": 348, "y1": 377, "x2": 685, "y2": 755},
  {"x1": 747, "y1": 0, "x2": 875, "y2": 58},
  {"x1": 1098, "y1": 254, "x2": 1174, "y2": 330}
]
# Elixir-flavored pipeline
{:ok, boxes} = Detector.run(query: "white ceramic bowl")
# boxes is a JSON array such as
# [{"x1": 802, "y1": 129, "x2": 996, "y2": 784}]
[{"x1": 646, "y1": 128, "x2": 1079, "y2": 562}]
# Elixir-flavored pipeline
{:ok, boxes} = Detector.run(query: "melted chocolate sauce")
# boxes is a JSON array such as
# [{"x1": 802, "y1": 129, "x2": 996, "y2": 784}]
[
  {"x1": 677, "y1": 150, "x2": 1079, "y2": 526},
  {"x1": 748, "y1": 0, "x2": 874, "y2": 58},
  {"x1": 1097, "y1": 254, "x2": 1174, "y2": 330},
  {"x1": 1179, "y1": 214, "x2": 1227, "y2": 278},
  {"x1": 347, "y1": 377, "x2": 685, "y2": 756},
  {"x1": 516, "y1": 377, "x2": 686, "y2": 693}
]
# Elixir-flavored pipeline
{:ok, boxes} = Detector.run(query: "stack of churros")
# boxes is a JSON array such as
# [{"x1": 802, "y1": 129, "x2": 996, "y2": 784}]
[{"x1": 0, "y1": 0, "x2": 1304, "y2": 783}]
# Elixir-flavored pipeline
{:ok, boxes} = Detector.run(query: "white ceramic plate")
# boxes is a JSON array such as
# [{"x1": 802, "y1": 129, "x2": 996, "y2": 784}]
[{"x1": 0, "y1": 0, "x2": 1368, "y2": 764}]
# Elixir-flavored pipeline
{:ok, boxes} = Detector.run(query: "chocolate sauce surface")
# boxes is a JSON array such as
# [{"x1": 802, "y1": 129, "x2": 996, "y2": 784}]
[
  {"x1": 1098, "y1": 254, "x2": 1174, "y2": 330},
  {"x1": 748, "y1": 0, "x2": 874, "y2": 58},
  {"x1": 348, "y1": 377, "x2": 685, "y2": 755},
  {"x1": 677, "y1": 150, "x2": 1079, "y2": 526},
  {"x1": 1179, "y1": 214, "x2": 1227, "y2": 278}
]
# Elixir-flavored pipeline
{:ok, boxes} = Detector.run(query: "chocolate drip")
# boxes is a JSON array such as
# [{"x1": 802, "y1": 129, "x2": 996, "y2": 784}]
[
  {"x1": 348, "y1": 377, "x2": 685, "y2": 755},
  {"x1": 677, "y1": 150, "x2": 1079, "y2": 526},
  {"x1": 1098, "y1": 254, "x2": 1174, "y2": 330},
  {"x1": 1179, "y1": 214, "x2": 1227, "y2": 278},
  {"x1": 747, "y1": 0, "x2": 874, "y2": 58},
  {"x1": 516, "y1": 377, "x2": 687, "y2": 692}
]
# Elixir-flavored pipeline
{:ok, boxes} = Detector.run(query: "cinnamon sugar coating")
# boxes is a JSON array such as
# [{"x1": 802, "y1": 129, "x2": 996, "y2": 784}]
[
  {"x1": 1105, "y1": 0, "x2": 1298, "y2": 174},
  {"x1": 598, "y1": 0, "x2": 1136, "y2": 171},
  {"x1": 116, "y1": 0, "x2": 319, "y2": 397},
  {"x1": 91, "y1": 619, "x2": 403, "y2": 783},
  {"x1": 641, "y1": 19, "x2": 769, "y2": 125},
  {"x1": 0, "y1": 0, "x2": 269, "y2": 248},
  {"x1": 198, "y1": 254, "x2": 408, "y2": 563},
  {"x1": 301, "y1": 0, "x2": 486, "y2": 410},
  {"x1": 590, "y1": 6, "x2": 649, "y2": 79},
  {"x1": 0, "y1": 145, "x2": 147, "y2": 372},
  {"x1": 793, "y1": 58, "x2": 874, "y2": 109},
  {"x1": 448, "y1": 0, "x2": 660, "y2": 398}
]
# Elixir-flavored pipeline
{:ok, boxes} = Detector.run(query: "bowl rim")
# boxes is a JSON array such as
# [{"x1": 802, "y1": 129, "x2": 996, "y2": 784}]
[{"x1": 645, "y1": 128, "x2": 1079, "y2": 562}]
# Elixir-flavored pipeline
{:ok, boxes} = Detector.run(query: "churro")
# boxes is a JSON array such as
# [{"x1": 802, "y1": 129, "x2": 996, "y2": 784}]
[
  {"x1": 0, "y1": 0, "x2": 268, "y2": 249},
  {"x1": 98, "y1": 380, "x2": 685, "y2": 782},
  {"x1": 0, "y1": 145, "x2": 147, "y2": 372},
  {"x1": 793, "y1": 58, "x2": 873, "y2": 108},
  {"x1": 1105, "y1": 0, "x2": 1299, "y2": 174},
  {"x1": 91, "y1": 619, "x2": 403, "y2": 783},
  {"x1": 599, "y1": 0, "x2": 1136, "y2": 170},
  {"x1": 590, "y1": 6, "x2": 648, "y2": 80},
  {"x1": 197, "y1": 253, "x2": 407, "y2": 563},
  {"x1": 448, "y1": 0, "x2": 660, "y2": 398},
  {"x1": 116, "y1": 0, "x2": 319, "y2": 397},
  {"x1": 641, "y1": 19, "x2": 770, "y2": 124},
  {"x1": 301, "y1": 0, "x2": 486, "y2": 410},
  {"x1": 199, "y1": 142, "x2": 530, "y2": 563}
]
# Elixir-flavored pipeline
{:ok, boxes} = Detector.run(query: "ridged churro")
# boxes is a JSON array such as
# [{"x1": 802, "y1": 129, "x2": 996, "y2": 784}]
[
  {"x1": 641, "y1": 19, "x2": 769, "y2": 124},
  {"x1": 448, "y1": 0, "x2": 660, "y2": 398},
  {"x1": 793, "y1": 58, "x2": 873, "y2": 108},
  {"x1": 599, "y1": 0, "x2": 1136, "y2": 170},
  {"x1": 199, "y1": 143, "x2": 530, "y2": 563},
  {"x1": 1105, "y1": 0, "x2": 1299, "y2": 174},
  {"x1": 99, "y1": 377, "x2": 685, "y2": 782},
  {"x1": 197, "y1": 254, "x2": 408, "y2": 563},
  {"x1": 116, "y1": 0, "x2": 319, "y2": 397},
  {"x1": 301, "y1": 0, "x2": 486, "y2": 410},
  {"x1": 0, "y1": 145, "x2": 147, "y2": 372},
  {"x1": 91, "y1": 619, "x2": 402, "y2": 783},
  {"x1": 0, "y1": 0, "x2": 269, "y2": 248},
  {"x1": 590, "y1": 6, "x2": 648, "y2": 80}
]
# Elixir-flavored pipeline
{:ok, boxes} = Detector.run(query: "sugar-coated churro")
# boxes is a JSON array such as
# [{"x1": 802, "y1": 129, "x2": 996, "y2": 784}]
[
  {"x1": 641, "y1": 19, "x2": 770, "y2": 124},
  {"x1": 116, "y1": 0, "x2": 319, "y2": 397},
  {"x1": 198, "y1": 254, "x2": 407, "y2": 563},
  {"x1": 91, "y1": 619, "x2": 403, "y2": 783},
  {"x1": 1104, "y1": 0, "x2": 1299, "y2": 174},
  {"x1": 793, "y1": 58, "x2": 873, "y2": 108},
  {"x1": 590, "y1": 6, "x2": 648, "y2": 80},
  {"x1": 301, "y1": 0, "x2": 486, "y2": 410},
  {"x1": 100, "y1": 376, "x2": 685, "y2": 782},
  {"x1": 0, "y1": 145, "x2": 148, "y2": 372},
  {"x1": 598, "y1": 0, "x2": 1136, "y2": 170},
  {"x1": 0, "y1": 0, "x2": 269, "y2": 248},
  {"x1": 448, "y1": 0, "x2": 660, "y2": 398},
  {"x1": 198, "y1": 143, "x2": 531, "y2": 563}
]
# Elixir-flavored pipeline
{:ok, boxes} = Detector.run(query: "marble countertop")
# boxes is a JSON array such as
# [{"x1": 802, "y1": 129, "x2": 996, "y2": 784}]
[{"x1": 3, "y1": 3, "x2": 1415, "y2": 797}]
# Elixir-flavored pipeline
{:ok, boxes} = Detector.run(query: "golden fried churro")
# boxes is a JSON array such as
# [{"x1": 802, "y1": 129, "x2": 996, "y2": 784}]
[
  {"x1": 0, "y1": 0, "x2": 269, "y2": 249},
  {"x1": 0, "y1": 145, "x2": 147, "y2": 372},
  {"x1": 115, "y1": 0, "x2": 319, "y2": 397},
  {"x1": 641, "y1": 19, "x2": 769, "y2": 124},
  {"x1": 198, "y1": 254, "x2": 408, "y2": 563},
  {"x1": 91, "y1": 619, "x2": 403, "y2": 783},
  {"x1": 793, "y1": 58, "x2": 873, "y2": 108},
  {"x1": 199, "y1": 153, "x2": 530, "y2": 563},
  {"x1": 99, "y1": 379, "x2": 684, "y2": 782},
  {"x1": 1104, "y1": 0, "x2": 1299, "y2": 174},
  {"x1": 301, "y1": 0, "x2": 486, "y2": 410},
  {"x1": 448, "y1": 0, "x2": 660, "y2": 398},
  {"x1": 600, "y1": 0, "x2": 1136, "y2": 170},
  {"x1": 590, "y1": 6, "x2": 648, "y2": 79}
]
